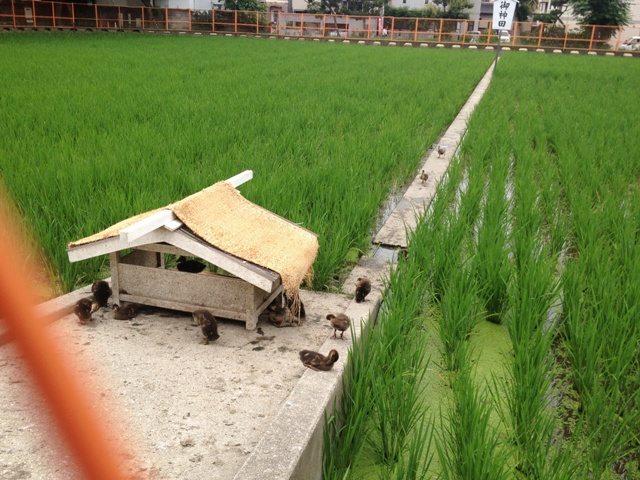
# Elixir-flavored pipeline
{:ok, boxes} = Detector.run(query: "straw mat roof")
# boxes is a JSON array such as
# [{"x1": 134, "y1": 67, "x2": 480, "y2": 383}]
[{"x1": 69, "y1": 182, "x2": 319, "y2": 295}]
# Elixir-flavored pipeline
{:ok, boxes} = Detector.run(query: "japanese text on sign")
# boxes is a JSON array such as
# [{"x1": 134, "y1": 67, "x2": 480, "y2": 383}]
[{"x1": 492, "y1": 0, "x2": 517, "y2": 31}]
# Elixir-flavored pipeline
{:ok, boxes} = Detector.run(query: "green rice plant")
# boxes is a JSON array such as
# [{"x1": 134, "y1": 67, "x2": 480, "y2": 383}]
[
  {"x1": 436, "y1": 262, "x2": 480, "y2": 372},
  {"x1": 473, "y1": 157, "x2": 511, "y2": 324},
  {"x1": 437, "y1": 349, "x2": 510, "y2": 480},
  {"x1": 0, "y1": 33, "x2": 494, "y2": 293}
]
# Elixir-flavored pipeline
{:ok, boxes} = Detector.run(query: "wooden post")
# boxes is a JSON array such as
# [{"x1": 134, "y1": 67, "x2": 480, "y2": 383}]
[
  {"x1": 321, "y1": 13, "x2": 325, "y2": 37},
  {"x1": 588, "y1": 24, "x2": 596, "y2": 50},
  {"x1": 537, "y1": 21, "x2": 543, "y2": 48},
  {"x1": 11, "y1": 0, "x2": 16, "y2": 29},
  {"x1": 71, "y1": 2, "x2": 75, "y2": 29},
  {"x1": 51, "y1": 2, "x2": 56, "y2": 29},
  {"x1": 299, "y1": 12, "x2": 303, "y2": 37},
  {"x1": 212, "y1": 9, "x2": 215, "y2": 33},
  {"x1": 165, "y1": 7, "x2": 168, "y2": 31},
  {"x1": 390, "y1": 16, "x2": 394, "y2": 40},
  {"x1": 31, "y1": 0, "x2": 36, "y2": 29},
  {"x1": 438, "y1": 18, "x2": 443, "y2": 43},
  {"x1": 255, "y1": 10, "x2": 259, "y2": 35},
  {"x1": 234, "y1": 9, "x2": 237, "y2": 33},
  {"x1": 413, "y1": 17, "x2": 418, "y2": 42},
  {"x1": 141, "y1": 6, "x2": 144, "y2": 30},
  {"x1": 562, "y1": 24, "x2": 568, "y2": 50},
  {"x1": 95, "y1": 4, "x2": 98, "y2": 29}
]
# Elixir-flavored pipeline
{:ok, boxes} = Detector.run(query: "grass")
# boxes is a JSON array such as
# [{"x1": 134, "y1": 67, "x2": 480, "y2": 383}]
[{"x1": 0, "y1": 32, "x2": 494, "y2": 293}]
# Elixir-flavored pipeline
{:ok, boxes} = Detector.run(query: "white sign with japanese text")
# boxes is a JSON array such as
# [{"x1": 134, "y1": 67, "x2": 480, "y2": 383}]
[{"x1": 492, "y1": 0, "x2": 518, "y2": 32}]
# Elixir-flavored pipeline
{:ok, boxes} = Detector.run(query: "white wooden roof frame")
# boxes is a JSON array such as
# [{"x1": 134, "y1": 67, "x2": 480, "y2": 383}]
[{"x1": 66, "y1": 170, "x2": 285, "y2": 293}]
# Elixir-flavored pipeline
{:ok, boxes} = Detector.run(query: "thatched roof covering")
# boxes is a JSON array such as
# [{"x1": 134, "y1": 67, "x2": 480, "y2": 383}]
[{"x1": 69, "y1": 181, "x2": 318, "y2": 295}]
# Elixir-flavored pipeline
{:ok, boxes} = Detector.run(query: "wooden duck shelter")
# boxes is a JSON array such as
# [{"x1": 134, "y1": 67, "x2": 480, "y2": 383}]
[{"x1": 66, "y1": 171, "x2": 319, "y2": 330}]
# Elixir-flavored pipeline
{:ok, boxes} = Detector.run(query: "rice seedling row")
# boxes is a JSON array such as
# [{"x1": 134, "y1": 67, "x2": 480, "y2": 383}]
[
  {"x1": 0, "y1": 32, "x2": 494, "y2": 294},
  {"x1": 330, "y1": 53, "x2": 640, "y2": 479}
]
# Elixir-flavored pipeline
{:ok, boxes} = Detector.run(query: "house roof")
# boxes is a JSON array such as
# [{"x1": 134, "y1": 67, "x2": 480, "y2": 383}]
[{"x1": 67, "y1": 175, "x2": 319, "y2": 295}]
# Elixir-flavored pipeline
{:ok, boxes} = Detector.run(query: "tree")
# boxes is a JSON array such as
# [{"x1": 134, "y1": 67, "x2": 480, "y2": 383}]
[
  {"x1": 225, "y1": 0, "x2": 266, "y2": 11},
  {"x1": 568, "y1": 0, "x2": 629, "y2": 28},
  {"x1": 533, "y1": 0, "x2": 570, "y2": 24},
  {"x1": 432, "y1": 0, "x2": 473, "y2": 18},
  {"x1": 306, "y1": 0, "x2": 386, "y2": 15}
]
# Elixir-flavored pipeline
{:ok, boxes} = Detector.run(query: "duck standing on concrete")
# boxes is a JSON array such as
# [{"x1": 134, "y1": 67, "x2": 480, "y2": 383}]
[
  {"x1": 112, "y1": 303, "x2": 139, "y2": 320},
  {"x1": 420, "y1": 170, "x2": 429, "y2": 185},
  {"x1": 177, "y1": 256, "x2": 206, "y2": 273},
  {"x1": 91, "y1": 280, "x2": 112, "y2": 308},
  {"x1": 299, "y1": 349, "x2": 339, "y2": 371},
  {"x1": 327, "y1": 313, "x2": 350, "y2": 340},
  {"x1": 437, "y1": 145, "x2": 447, "y2": 157},
  {"x1": 74, "y1": 297, "x2": 99, "y2": 325},
  {"x1": 355, "y1": 277, "x2": 372, "y2": 303},
  {"x1": 192, "y1": 309, "x2": 219, "y2": 345}
]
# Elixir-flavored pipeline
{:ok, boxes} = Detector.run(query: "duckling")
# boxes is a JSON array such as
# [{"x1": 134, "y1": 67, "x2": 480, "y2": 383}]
[
  {"x1": 268, "y1": 304, "x2": 293, "y2": 328},
  {"x1": 420, "y1": 170, "x2": 429, "y2": 185},
  {"x1": 177, "y1": 256, "x2": 206, "y2": 273},
  {"x1": 437, "y1": 145, "x2": 447, "y2": 157},
  {"x1": 327, "y1": 313, "x2": 350, "y2": 340},
  {"x1": 112, "y1": 303, "x2": 139, "y2": 320},
  {"x1": 91, "y1": 280, "x2": 112, "y2": 308},
  {"x1": 299, "y1": 349, "x2": 339, "y2": 371},
  {"x1": 74, "y1": 297, "x2": 99, "y2": 325},
  {"x1": 192, "y1": 309, "x2": 219, "y2": 345},
  {"x1": 355, "y1": 277, "x2": 372, "y2": 303}
]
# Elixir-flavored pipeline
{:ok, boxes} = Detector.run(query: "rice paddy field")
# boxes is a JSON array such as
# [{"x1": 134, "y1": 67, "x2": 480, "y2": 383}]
[
  {"x1": 3, "y1": 31, "x2": 640, "y2": 480},
  {"x1": 0, "y1": 32, "x2": 492, "y2": 295},
  {"x1": 325, "y1": 54, "x2": 640, "y2": 479}
]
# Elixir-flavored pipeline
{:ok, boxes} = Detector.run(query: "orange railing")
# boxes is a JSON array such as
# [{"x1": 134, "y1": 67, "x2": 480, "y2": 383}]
[{"x1": 0, "y1": 1, "x2": 638, "y2": 52}]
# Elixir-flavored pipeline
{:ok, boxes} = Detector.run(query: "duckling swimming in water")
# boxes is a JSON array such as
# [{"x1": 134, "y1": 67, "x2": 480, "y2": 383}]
[
  {"x1": 192, "y1": 309, "x2": 219, "y2": 345},
  {"x1": 74, "y1": 297, "x2": 99, "y2": 325},
  {"x1": 355, "y1": 277, "x2": 372, "y2": 303},
  {"x1": 177, "y1": 256, "x2": 206, "y2": 273},
  {"x1": 299, "y1": 349, "x2": 339, "y2": 371},
  {"x1": 91, "y1": 280, "x2": 112, "y2": 308},
  {"x1": 327, "y1": 313, "x2": 350, "y2": 340},
  {"x1": 112, "y1": 303, "x2": 139, "y2": 320}
]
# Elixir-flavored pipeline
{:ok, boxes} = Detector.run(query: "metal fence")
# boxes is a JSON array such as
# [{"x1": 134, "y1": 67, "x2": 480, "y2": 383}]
[{"x1": 1, "y1": 1, "x2": 638, "y2": 53}]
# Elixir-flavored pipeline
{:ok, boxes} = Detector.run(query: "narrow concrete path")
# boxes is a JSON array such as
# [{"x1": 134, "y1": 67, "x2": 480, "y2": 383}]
[{"x1": 374, "y1": 62, "x2": 495, "y2": 248}]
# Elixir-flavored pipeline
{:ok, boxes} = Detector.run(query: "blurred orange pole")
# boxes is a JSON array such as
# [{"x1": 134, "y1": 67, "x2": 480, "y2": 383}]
[{"x1": 0, "y1": 191, "x2": 133, "y2": 480}]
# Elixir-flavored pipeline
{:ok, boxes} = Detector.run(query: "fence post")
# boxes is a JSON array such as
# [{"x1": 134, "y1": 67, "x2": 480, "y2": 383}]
[
  {"x1": 51, "y1": 2, "x2": 56, "y2": 29},
  {"x1": 71, "y1": 2, "x2": 75, "y2": 29},
  {"x1": 588, "y1": 24, "x2": 596, "y2": 50},
  {"x1": 165, "y1": 7, "x2": 168, "y2": 31},
  {"x1": 31, "y1": 0, "x2": 37, "y2": 29},
  {"x1": 10, "y1": 0, "x2": 15, "y2": 29},
  {"x1": 300, "y1": 12, "x2": 303, "y2": 37},
  {"x1": 94, "y1": 4, "x2": 98, "y2": 29},
  {"x1": 390, "y1": 16, "x2": 394, "y2": 40},
  {"x1": 613, "y1": 25, "x2": 622, "y2": 51},
  {"x1": 438, "y1": 18, "x2": 443, "y2": 43},
  {"x1": 255, "y1": 10, "x2": 259, "y2": 35},
  {"x1": 413, "y1": 17, "x2": 418, "y2": 42},
  {"x1": 234, "y1": 10, "x2": 237, "y2": 33},
  {"x1": 562, "y1": 24, "x2": 568, "y2": 49},
  {"x1": 141, "y1": 7, "x2": 144, "y2": 30},
  {"x1": 537, "y1": 22, "x2": 543, "y2": 48},
  {"x1": 212, "y1": 9, "x2": 215, "y2": 33}
]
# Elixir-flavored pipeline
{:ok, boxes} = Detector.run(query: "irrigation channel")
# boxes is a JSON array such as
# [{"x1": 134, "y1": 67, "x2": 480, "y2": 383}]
[{"x1": 323, "y1": 54, "x2": 640, "y2": 480}]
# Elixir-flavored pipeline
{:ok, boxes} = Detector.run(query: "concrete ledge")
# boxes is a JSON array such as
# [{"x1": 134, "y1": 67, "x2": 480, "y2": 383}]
[
  {"x1": 420, "y1": 43, "x2": 428, "y2": 47},
  {"x1": 404, "y1": 42, "x2": 412, "y2": 47},
  {"x1": 519, "y1": 48, "x2": 528, "y2": 51},
  {"x1": 605, "y1": 52, "x2": 615, "y2": 56},
  {"x1": 570, "y1": 50, "x2": 579, "y2": 54},
  {"x1": 536, "y1": 48, "x2": 545, "y2": 52},
  {"x1": 234, "y1": 258, "x2": 389, "y2": 480},
  {"x1": 373, "y1": 41, "x2": 381, "y2": 45},
  {"x1": 588, "y1": 51, "x2": 597, "y2": 55},
  {"x1": 436, "y1": 43, "x2": 445, "y2": 48},
  {"x1": 452, "y1": 44, "x2": 461, "y2": 48},
  {"x1": 485, "y1": 46, "x2": 494, "y2": 50},
  {"x1": 468, "y1": 45, "x2": 477, "y2": 49},
  {"x1": 623, "y1": 53, "x2": 633, "y2": 57}
]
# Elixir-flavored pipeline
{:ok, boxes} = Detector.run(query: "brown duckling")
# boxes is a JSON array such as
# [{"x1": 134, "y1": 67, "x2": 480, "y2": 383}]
[
  {"x1": 74, "y1": 297, "x2": 99, "y2": 325},
  {"x1": 355, "y1": 276, "x2": 372, "y2": 303},
  {"x1": 420, "y1": 170, "x2": 429, "y2": 185},
  {"x1": 112, "y1": 303, "x2": 139, "y2": 320},
  {"x1": 437, "y1": 145, "x2": 447, "y2": 157},
  {"x1": 327, "y1": 313, "x2": 350, "y2": 340},
  {"x1": 177, "y1": 256, "x2": 206, "y2": 273},
  {"x1": 91, "y1": 280, "x2": 112, "y2": 308},
  {"x1": 192, "y1": 309, "x2": 219, "y2": 345},
  {"x1": 268, "y1": 305, "x2": 293, "y2": 328},
  {"x1": 299, "y1": 349, "x2": 339, "y2": 371}
]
